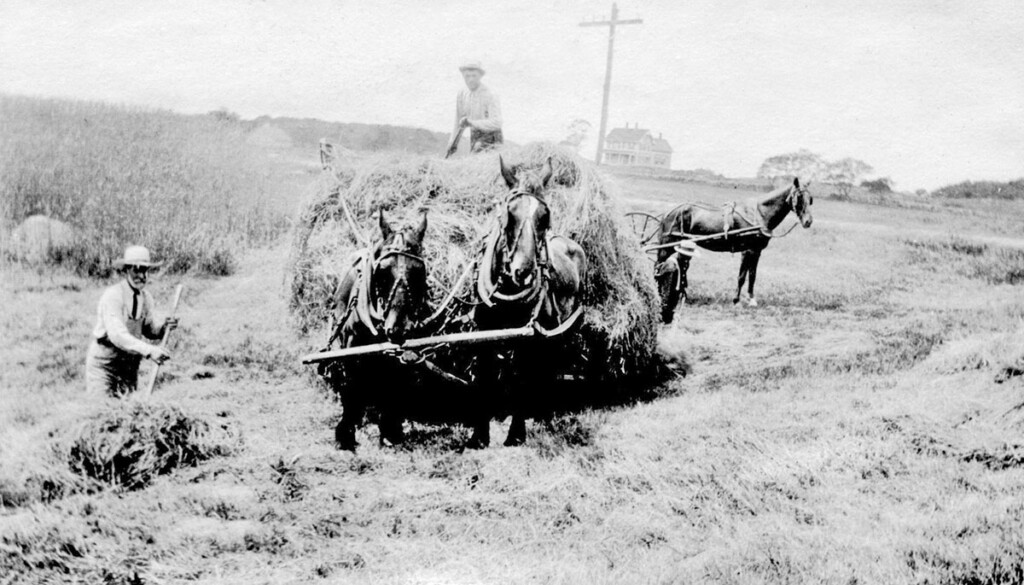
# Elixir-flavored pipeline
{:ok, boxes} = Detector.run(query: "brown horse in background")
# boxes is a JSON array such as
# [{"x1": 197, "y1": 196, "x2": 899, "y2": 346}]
[
  {"x1": 469, "y1": 155, "x2": 587, "y2": 448},
  {"x1": 326, "y1": 210, "x2": 429, "y2": 451},
  {"x1": 655, "y1": 177, "x2": 814, "y2": 322}
]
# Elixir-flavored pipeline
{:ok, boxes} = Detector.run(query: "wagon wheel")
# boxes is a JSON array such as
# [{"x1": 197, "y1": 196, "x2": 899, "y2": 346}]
[{"x1": 625, "y1": 212, "x2": 663, "y2": 245}]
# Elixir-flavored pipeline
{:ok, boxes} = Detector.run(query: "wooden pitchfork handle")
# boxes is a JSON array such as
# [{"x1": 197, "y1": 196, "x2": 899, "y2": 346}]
[
  {"x1": 444, "y1": 126, "x2": 466, "y2": 159},
  {"x1": 141, "y1": 284, "x2": 184, "y2": 399}
]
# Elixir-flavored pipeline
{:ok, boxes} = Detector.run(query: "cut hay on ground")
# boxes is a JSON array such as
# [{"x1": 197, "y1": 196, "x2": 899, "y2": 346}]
[
  {"x1": 288, "y1": 142, "x2": 660, "y2": 382},
  {"x1": 64, "y1": 401, "x2": 235, "y2": 491}
]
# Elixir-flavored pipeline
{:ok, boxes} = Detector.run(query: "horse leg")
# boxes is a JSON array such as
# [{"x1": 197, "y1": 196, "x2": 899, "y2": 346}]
[
  {"x1": 335, "y1": 366, "x2": 366, "y2": 452},
  {"x1": 503, "y1": 354, "x2": 531, "y2": 447},
  {"x1": 377, "y1": 365, "x2": 406, "y2": 447},
  {"x1": 734, "y1": 253, "x2": 750, "y2": 304},
  {"x1": 466, "y1": 354, "x2": 495, "y2": 450},
  {"x1": 466, "y1": 393, "x2": 492, "y2": 450},
  {"x1": 505, "y1": 407, "x2": 527, "y2": 446},
  {"x1": 505, "y1": 342, "x2": 548, "y2": 447},
  {"x1": 746, "y1": 250, "x2": 762, "y2": 307}
]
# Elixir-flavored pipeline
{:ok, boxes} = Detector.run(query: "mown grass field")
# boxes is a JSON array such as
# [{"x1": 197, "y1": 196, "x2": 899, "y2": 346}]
[{"x1": 3, "y1": 139, "x2": 1024, "y2": 584}]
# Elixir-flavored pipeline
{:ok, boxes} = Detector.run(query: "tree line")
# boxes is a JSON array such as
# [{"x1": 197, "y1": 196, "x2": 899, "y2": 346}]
[{"x1": 756, "y1": 149, "x2": 890, "y2": 197}]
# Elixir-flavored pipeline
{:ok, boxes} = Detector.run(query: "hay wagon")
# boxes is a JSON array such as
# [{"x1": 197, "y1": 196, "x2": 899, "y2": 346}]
[{"x1": 291, "y1": 143, "x2": 661, "y2": 389}]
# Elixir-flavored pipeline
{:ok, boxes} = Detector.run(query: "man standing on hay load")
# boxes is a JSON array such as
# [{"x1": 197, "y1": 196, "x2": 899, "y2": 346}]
[
  {"x1": 85, "y1": 246, "x2": 178, "y2": 397},
  {"x1": 447, "y1": 60, "x2": 503, "y2": 156}
]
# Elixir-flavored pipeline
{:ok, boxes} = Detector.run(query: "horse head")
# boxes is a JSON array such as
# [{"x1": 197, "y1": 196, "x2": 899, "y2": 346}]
[
  {"x1": 497, "y1": 155, "x2": 553, "y2": 290},
  {"x1": 368, "y1": 209, "x2": 428, "y2": 342},
  {"x1": 789, "y1": 177, "x2": 814, "y2": 228}
]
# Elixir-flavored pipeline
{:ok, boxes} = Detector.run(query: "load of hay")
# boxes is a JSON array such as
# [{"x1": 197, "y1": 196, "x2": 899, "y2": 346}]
[
  {"x1": 288, "y1": 142, "x2": 660, "y2": 384},
  {"x1": 64, "y1": 402, "x2": 235, "y2": 491}
]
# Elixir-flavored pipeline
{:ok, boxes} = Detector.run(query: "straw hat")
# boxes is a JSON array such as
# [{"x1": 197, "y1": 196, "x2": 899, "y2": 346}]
[
  {"x1": 674, "y1": 240, "x2": 700, "y2": 258},
  {"x1": 458, "y1": 60, "x2": 485, "y2": 74},
  {"x1": 113, "y1": 245, "x2": 163, "y2": 269}
]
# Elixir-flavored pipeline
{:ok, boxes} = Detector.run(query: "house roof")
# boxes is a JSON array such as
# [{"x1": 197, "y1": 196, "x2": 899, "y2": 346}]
[
  {"x1": 651, "y1": 138, "x2": 673, "y2": 153},
  {"x1": 605, "y1": 126, "x2": 673, "y2": 153},
  {"x1": 606, "y1": 127, "x2": 650, "y2": 143}
]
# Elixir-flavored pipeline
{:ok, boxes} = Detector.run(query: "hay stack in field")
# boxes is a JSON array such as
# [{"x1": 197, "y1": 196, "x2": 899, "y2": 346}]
[
  {"x1": 7, "y1": 215, "x2": 77, "y2": 264},
  {"x1": 64, "y1": 402, "x2": 235, "y2": 491},
  {"x1": 288, "y1": 142, "x2": 660, "y2": 382}
]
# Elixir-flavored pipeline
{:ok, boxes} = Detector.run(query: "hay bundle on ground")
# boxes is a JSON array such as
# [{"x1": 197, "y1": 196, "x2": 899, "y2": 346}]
[
  {"x1": 64, "y1": 402, "x2": 235, "y2": 491},
  {"x1": 288, "y1": 142, "x2": 659, "y2": 382}
]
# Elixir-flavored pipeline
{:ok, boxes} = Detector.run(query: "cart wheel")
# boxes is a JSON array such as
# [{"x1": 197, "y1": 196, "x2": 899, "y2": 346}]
[{"x1": 625, "y1": 212, "x2": 663, "y2": 245}]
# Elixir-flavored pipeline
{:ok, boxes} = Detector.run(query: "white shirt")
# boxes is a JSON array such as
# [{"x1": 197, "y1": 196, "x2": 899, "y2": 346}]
[
  {"x1": 453, "y1": 83, "x2": 503, "y2": 138},
  {"x1": 91, "y1": 280, "x2": 162, "y2": 355}
]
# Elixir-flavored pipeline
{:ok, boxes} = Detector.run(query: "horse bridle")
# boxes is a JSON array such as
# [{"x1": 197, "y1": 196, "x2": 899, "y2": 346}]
[
  {"x1": 367, "y1": 234, "x2": 426, "y2": 322},
  {"x1": 495, "y1": 190, "x2": 550, "y2": 302},
  {"x1": 787, "y1": 184, "x2": 811, "y2": 221}
]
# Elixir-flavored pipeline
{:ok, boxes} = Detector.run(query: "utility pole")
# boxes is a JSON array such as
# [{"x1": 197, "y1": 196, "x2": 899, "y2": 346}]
[{"x1": 580, "y1": 2, "x2": 642, "y2": 165}]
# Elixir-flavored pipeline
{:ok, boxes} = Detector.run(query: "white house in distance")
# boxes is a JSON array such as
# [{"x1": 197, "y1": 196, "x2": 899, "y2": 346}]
[{"x1": 602, "y1": 123, "x2": 673, "y2": 169}]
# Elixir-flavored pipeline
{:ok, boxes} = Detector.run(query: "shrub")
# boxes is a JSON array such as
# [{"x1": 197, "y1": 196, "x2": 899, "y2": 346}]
[
  {"x1": 861, "y1": 177, "x2": 893, "y2": 193},
  {"x1": 932, "y1": 179, "x2": 1024, "y2": 200},
  {"x1": 0, "y1": 94, "x2": 290, "y2": 277}
]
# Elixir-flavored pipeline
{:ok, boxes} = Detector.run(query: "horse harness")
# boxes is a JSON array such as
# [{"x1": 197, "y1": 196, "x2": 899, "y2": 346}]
[
  {"x1": 722, "y1": 201, "x2": 772, "y2": 241},
  {"x1": 490, "y1": 190, "x2": 551, "y2": 306},
  {"x1": 331, "y1": 234, "x2": 426, "y2": 342},
  {"x1": 476, "y1": 189, "x2": 585, "y2": 335}
]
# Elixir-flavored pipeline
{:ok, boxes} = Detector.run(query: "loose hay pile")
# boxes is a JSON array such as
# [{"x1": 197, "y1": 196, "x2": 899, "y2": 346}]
[
  {"x1": 288, "y1": 142, "x2": 660, "y2": 383},
  {"x1": 65, "y1": 402, "x2": 235, "y2": 491}
]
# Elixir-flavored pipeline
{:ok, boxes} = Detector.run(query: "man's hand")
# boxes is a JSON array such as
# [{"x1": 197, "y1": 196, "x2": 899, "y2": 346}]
[
  {"x1": 459, "y1": 116, "x2": 471, "y2": 129},
  {"x1": 163, "y1": 317, "x2": 179, "y2": 334},
  {"x1": 148, "y1": 346, "x2": 171, "y2": 365}
]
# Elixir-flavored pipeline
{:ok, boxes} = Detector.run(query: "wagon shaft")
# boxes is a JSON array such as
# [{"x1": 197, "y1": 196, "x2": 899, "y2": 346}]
[{"x1": 299, "y1": 325, "x2": 537, "y2": 366}]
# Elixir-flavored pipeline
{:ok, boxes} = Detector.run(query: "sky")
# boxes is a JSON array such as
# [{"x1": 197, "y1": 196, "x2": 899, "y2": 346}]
[{"x1": 2, "y1": 0, "x2": 1022, "y2": 190}]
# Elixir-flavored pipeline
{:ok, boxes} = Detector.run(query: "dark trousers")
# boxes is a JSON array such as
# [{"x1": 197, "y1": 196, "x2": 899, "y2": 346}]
[{"x1": 470, "y1": 129, "x2": 504, "y2": 152}]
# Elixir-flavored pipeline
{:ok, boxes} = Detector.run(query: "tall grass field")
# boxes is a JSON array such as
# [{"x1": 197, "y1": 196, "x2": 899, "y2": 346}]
[{"x1": 0, "y1": 94, "x2": 291, "y2": 276}]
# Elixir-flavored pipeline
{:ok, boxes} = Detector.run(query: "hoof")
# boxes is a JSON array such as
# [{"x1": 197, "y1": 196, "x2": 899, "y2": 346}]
[
  {"x1": 503, "y1": 434, "x2": 525, "y2": 447},
  {"x1": 504, "y1": 419, "x2": 526, "y2": 447},
  {"x1": 465, "y1": 436, "x2": 489, "y2": 450},
  {"x1": 335, "y1": 424, "x2": 357, "y2": 452},
  {"x1": 379, "y1": 433, "x2": 405, "y2": 448},
  {"x1": 732, "y1": 297, "x2": 741, "y2": 305},
  {"x1": 379, "y1": 422, "x2": 405, "y2": 448},
  {"x1": 747, "y1": 297, "x2": 759, "y2": 307}
]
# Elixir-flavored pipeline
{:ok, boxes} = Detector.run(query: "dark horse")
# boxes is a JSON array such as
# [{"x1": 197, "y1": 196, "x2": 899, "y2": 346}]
[
  {"x1": 327, "y1": 210, "x2": 429, "y2": 451},
  {"x1": 654, "y1": 177, "x2": 814, "y2": 322},
  {"x1": 468, "y1": 156, "x2": 587, "y2": 448}
]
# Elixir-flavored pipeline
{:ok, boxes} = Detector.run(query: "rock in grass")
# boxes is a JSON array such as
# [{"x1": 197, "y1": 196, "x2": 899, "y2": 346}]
[
  {"x1": 8, "y1": 215, "x2": 77, "y2": 264},
  {"x1": 63, "y1": 402, "x2": 235, "y2": 491}
]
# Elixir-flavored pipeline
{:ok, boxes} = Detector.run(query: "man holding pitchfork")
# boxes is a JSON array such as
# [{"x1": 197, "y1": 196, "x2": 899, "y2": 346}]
[
  {"x1": 446, "y1": 60, "x2": 504, "y2": 157},
  {"x1": 85, "y1": 245, "x2": 180, "y2": 397}
]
